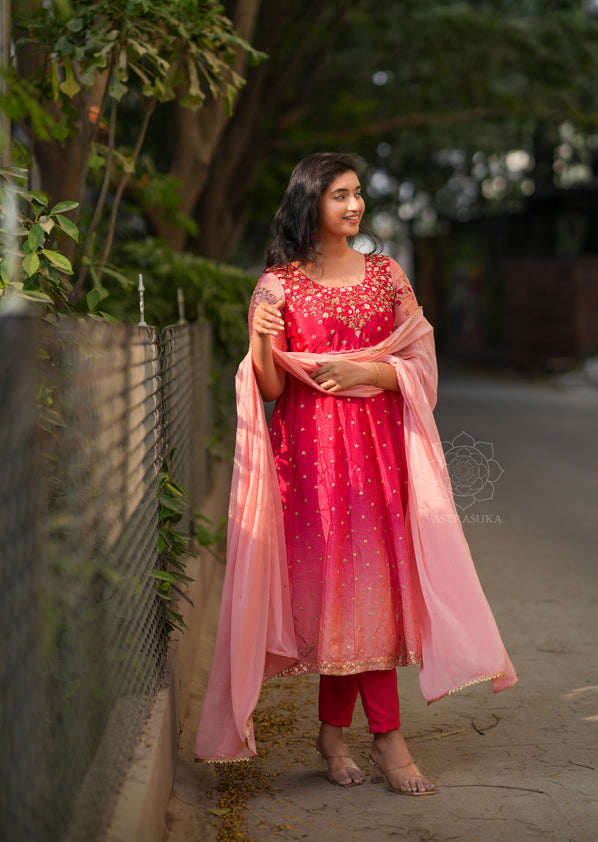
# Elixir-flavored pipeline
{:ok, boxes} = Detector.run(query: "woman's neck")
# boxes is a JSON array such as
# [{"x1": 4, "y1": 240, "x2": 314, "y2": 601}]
[
  {"x1": 316, "y1": 233, "x2": 351, "y2": 262},
  {"x1": 301, "y1": 236, "x2": 365, "y2": 286}
]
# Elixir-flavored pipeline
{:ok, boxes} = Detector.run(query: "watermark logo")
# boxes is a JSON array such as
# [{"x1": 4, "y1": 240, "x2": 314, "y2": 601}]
[{"x1": 441, "y1": 431, "x2": 504, "y2": 511}]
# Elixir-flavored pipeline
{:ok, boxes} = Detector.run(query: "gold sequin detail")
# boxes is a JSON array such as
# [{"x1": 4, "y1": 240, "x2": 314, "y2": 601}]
[{"x1": 268, "y1": 255, "x2": 411, "y2": 335}]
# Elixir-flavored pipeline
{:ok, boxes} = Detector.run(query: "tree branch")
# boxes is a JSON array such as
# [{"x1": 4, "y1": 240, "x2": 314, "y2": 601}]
[
  {"x1": 275, "y1": 106, "x2": 577, "y2": 148},
  {"x1": 71, "y1": 96, "x2": 118, "y2": 302},
  {"x1": 97, "y1": 96, "x2": 157, "y2": 280}
]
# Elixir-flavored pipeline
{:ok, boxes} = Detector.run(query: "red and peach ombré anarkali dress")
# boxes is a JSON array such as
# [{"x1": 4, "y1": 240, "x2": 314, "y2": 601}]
[
  {"x1": 263, "y1": 255, "x2": 421, "y2": 676},
  {"x1": 195, "y1": 254, "x2": 516, "y2": 762}
]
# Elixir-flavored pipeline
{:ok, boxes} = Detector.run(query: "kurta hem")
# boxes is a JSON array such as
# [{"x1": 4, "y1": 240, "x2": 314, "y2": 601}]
[{"x1": 280, "y1": 652, "x2": 422, "y2": 677}]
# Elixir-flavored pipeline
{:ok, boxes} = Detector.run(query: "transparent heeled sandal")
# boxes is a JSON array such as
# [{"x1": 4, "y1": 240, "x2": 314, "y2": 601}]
[
  {"x1": 315, "y1": 738, "x2": 365, "y2": 787},
  {"x1": 369, "y1": 755, "x2": 436, "y2": 796}
]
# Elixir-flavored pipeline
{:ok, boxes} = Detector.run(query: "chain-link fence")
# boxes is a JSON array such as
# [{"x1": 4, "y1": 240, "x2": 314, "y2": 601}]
[{"x1": 0, "y1": 314, "x2": 215, "y2": 842}]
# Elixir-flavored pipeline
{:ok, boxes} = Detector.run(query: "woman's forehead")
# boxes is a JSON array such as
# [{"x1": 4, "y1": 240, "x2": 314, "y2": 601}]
[{"x1": 326, "y1": 170, "x2": 360, "y2": 192}]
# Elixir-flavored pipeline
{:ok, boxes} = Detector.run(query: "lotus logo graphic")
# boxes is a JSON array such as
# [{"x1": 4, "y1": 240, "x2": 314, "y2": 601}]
[{"x1": 441, "y1": 431, "x2": 504, "y2": 511}]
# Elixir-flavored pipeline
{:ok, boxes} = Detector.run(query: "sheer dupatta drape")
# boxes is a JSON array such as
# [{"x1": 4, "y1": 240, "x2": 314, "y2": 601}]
[{"x1": 195, "y1": 307, "x2": 516, "y2": 762}]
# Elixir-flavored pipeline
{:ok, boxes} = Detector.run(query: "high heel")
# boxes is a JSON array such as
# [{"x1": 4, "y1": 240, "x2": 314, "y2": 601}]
[
  {"x1": 369, "y1": 755, "x2": 436, "y2": 796},
  {"x1": 315, "y1": 738, "x2": 365, "y2": 787}
]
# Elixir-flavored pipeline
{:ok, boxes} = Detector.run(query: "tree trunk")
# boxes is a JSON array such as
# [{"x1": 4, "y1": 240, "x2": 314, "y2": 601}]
[
  {"x1": 145, "y1": 0, "x2": 262, "y2": 250},
  {"x1": 14, "y1": 0, "x2": 109, "y2": 204},
  {"x1": 192, "y1": 0, "x2": 354, "y2": 261}
]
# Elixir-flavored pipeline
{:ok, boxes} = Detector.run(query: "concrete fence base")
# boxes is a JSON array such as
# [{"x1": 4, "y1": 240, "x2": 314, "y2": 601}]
[{"x1": 104, "y1": 466, "x2": 230, "y2": 842}]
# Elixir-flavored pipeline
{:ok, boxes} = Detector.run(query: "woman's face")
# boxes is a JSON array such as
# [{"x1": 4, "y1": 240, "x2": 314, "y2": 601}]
[{"x1": 318, "y1": 170, "x2": 364, "y2": 240}]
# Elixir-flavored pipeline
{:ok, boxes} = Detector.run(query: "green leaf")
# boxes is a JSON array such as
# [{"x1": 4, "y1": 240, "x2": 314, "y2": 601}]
[
  {"x1": 88, "y1": 144, "x2": 105, "y2": 170},
  {"x1": 66, "y1": 17, "x2": 84, "y2": 33},
  {"x1": 86, "y1": 288, "x2": 102, "y2": 312},
  {"x1": 0, "y1": 259, "x2": 15, "y2": 285},
  {"x1": 0, "y1": 256, "x2": 16, "y2": 284},
  {"x1": 151, "y1": 570, "x2": 177, "y2": 583},
  {"x1": 40, "y1": 249, "x2": 74, "y2": 274},
  {"x1": 18, "y1": 288, "x2": 53, "y2": 304},
  {"x1": 50, "y1": 61, "x2": 60, "y2": 103},
  {"x1": 158, "y1": 493, "x2": 181, "y2": 511},
  {"x1": 38, "y1": 216, "x2": 55, "y2": 235},
  {"x1": 167, "y1": 610, "x2": 187, "y2": 630},
  {"x1": 27, "y1": 223, "x2": 44, "y2": 251},
  {"x1": 249, "y1": 49, "x2": 268, "y2": 68},
  {"x1": 81, "y1": 59, "x2": 108, "y2": 87},
  {"x1": 22, "y1": 252, "x2": 40, "y2": 277},
  {"x1": 224, "y1": 83, "x2": 238, "y2": 118},
  {"x1": 110, "y1": 76, "x2": 128, "y2": 101},
  {"x1": 28, "y1": 191, "x2": 48, "y2": 208},
  {"x1": 99, "y1": 264, "x2": 134, "y2": 287},
  {"x1": 55, "y1": 214, "x2": 79, "y2": 242},
  {"x1": 96, "y1": 310, "x2": 119, "y2": 322},
  {"x1": 120, "y1": 154, "x2": 136, "y2": 174},
  {"x1": 55, "y1": 34, "x2": 74, "y2": 57},
  {"x1": 60, "y1": 58, "x2": 80, "y2": 98},
  {"x1": 50, "y1": 200, "x2": 79, "y2": 215}
]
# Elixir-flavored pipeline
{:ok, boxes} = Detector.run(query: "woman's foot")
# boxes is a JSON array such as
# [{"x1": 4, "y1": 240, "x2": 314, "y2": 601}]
[
  {"x1": 369, "y1": 729, "x2": 435, "y2": 796},
  {"x1": 316, "y1": 723, "x2": 365, "y2": 787}
]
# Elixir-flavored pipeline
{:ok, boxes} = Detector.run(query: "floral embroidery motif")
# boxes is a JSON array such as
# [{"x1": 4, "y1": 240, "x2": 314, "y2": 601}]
[
  {"x1": 250, "y1": 283, "x2": 280, "y2": 308},
  {"x1": 270, "y1": 255, "x2": 399, "y2": 336},
  {"x1": 394, "y1": 277, "x2": 414, "y2": 307}
]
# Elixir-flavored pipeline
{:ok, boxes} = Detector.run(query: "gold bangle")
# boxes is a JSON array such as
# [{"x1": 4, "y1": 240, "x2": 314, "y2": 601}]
[{"x1": 374, "y1": 362, "x2": 380, "y2": 387}]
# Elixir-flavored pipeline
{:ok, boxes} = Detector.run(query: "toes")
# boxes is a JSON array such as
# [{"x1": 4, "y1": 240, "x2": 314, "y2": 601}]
[
  {"x1": 334, "y1": 769, "x2": 355, "y2": 786},
  {"x1": 342, "y1": 769, "x2": 365, "y2": 786},
  {"x1": 402, "y1": 776, "x2": 432, "y2": 793}
]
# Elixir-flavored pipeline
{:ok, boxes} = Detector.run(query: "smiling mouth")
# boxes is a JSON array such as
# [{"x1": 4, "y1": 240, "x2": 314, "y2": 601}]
[{"x1": 344, "y1": 216, "x2": 360, "y2": 223}]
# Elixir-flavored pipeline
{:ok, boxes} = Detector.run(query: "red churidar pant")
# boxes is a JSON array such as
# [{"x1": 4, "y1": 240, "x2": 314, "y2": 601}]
[{"x1": 318, "y1": 669, "x2": 401, "y2": 734}]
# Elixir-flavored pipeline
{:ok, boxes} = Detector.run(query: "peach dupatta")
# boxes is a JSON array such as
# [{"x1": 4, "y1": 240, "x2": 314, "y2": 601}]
[{"x1": 195, "y1": 308, "x2": 516, "y2": 762}]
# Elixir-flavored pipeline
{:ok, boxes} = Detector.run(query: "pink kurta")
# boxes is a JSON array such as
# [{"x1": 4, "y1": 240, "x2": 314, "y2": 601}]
[{"x1": 262, "y1": 256, "x2": 422, "y2": 675}]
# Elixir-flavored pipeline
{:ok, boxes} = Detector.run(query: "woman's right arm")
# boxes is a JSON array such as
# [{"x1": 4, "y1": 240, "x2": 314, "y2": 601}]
[{"x1": 249, "y1": 276, "x2": 287, "y2": 402}]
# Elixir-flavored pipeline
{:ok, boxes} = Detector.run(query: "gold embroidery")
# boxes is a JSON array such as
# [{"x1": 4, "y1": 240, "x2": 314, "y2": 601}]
[
  {"x1": 271, "y1": 256, "x2": 395, "y2": 335},
  {"x1": 427, "y1": 670, "x2": 513, "y2": 704},
  {"x1": 279, "y1": 650, "x2": 422, "y2": 677}
]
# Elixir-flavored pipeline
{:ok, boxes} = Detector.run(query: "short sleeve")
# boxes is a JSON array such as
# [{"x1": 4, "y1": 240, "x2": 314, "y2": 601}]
[
  {"x1": 388, "y1": 257, "x2": 418, "y2": 329},
  {"x1": 248, "y1": 271, "x2": 287, "y2": 353}
]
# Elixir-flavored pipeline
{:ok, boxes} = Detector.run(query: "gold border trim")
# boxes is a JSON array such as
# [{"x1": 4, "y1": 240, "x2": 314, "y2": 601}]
[{"x1": 427, "y1": 670, "x2": 516, "y2": 704}]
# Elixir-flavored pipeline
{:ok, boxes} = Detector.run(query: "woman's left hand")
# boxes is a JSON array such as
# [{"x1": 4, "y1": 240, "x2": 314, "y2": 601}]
[{"x1": 310, "y1": 360, "x2": 368, "y2": 392}]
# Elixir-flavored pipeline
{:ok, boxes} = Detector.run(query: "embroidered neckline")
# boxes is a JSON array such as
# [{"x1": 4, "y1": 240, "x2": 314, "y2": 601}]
[{"x1": 271, "y1": 255, "x2": 394, "y2": 337}]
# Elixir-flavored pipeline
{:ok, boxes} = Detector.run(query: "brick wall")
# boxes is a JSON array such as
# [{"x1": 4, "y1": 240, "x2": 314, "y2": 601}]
[{"x1": 502, "y1": 257, "x2": 598, "y2": 367}]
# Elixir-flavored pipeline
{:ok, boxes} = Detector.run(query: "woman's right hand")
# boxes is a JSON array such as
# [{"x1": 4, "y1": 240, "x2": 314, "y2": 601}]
[
  {"x1": 252, "y1": 298, "x2": 285, "y2": 338},
  {"x1": 251, "y1": 296, "x2": 286, "y2": 401}
]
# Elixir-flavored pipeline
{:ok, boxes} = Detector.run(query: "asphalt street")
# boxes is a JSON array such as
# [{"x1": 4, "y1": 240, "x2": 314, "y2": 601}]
[{"x1": 162, "y1": 369, "x2": 598, "y2": 842}]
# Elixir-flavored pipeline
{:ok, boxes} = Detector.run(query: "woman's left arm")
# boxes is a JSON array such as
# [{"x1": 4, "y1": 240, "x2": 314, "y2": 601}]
[{"x1": 310, "y1": 358, "x2": 399, "y2": 392}]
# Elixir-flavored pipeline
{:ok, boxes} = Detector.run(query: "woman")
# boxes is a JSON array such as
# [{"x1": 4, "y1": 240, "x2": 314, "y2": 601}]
[{"x1": 195, "y1": 153, "x2": 516, "y2": 796}]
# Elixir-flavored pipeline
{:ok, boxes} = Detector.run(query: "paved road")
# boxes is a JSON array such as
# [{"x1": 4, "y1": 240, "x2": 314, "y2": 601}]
[{"x1": 163, "y1": 371, "x2": 598, "y2": 842}]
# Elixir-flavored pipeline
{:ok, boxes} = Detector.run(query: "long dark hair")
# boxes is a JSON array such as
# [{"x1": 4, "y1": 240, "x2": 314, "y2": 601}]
[{"x1": 264, "y1": 152, "x2": 380, "y2": 270}]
